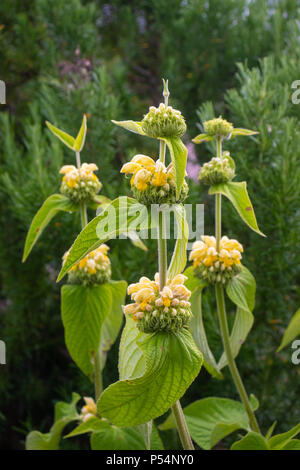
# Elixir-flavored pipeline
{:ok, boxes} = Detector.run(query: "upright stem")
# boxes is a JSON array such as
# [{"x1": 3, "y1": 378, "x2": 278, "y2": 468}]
[
  {"x1": 215, "y1": 284, "x2": 261, "y2": 434},
  {"x1": 76, "y1": 150, "x2": 101, "y2": 400},
  {"x1": 156, "y1": 112, "x2": 194, "y2": 449},
  {"x1": 213, "y1": 138, "x2": 260, "y2": 434}
]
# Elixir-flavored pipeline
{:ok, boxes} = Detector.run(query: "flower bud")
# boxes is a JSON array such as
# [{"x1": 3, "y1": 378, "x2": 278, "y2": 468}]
[
  {"x1": 141, "y1": 103, "x2": 186, "y2": 138},
  {"x1": 198, "y1": 154, "x2": 235, "y2": 185},
  {"x1": 203, "y1": 117, "x2": 233, "y2": 139}
]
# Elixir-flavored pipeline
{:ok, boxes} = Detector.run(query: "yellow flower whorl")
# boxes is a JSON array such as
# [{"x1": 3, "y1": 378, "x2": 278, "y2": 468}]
[
  {"x1": 63, "y1": 244, "x2": 111, "y2": 286},
  {"x1": 121, "y1": 154, "x2": 188, "y2": 205},
  {"x1": 124, "y1": 273, "x2": 192, "y2": 333},
  {"x1": 190, "y1": 235, "x2": 243, "y2": 284},
  {"x1": 60, "y1": 163, "x2": 102, "y2": 203}
]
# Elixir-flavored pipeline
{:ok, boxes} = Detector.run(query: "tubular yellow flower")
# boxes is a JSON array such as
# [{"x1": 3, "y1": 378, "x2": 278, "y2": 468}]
[
  {"x1": 190, "y1": 235, "x2": 243, "y2": 284},
  {"x1": 124, "y1": 273, "x2": 192, "y2": 333},
  {"x1": 63, "y1": 244, "x2": 111, "y2": 286},
  {"x1": 80, "y1": 397, "x2": 97, "y2": 422},
  {"x1": 60, "y1": 163, "x2": 102, "y2": 203},
  {"x1": 121, "y1": 154, "x2": 188, "y2": 204}
]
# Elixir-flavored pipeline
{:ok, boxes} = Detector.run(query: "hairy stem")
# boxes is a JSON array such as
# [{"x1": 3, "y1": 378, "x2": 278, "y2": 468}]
[
  {"x1": 76, "y1": 150, "x2": 101, "y2": 400},
  {"x1": 215, "y1": 284, "x2": 261, "y2": 433},
  {"x1": 213, "y1": 138, "x2": 260, "y2": 433},
  {"x1": 157, "y1": 122, "x2": 194, "y2": 450}
]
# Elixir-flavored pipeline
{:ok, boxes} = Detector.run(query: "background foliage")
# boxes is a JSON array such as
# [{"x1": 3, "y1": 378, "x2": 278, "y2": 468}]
[{"x1": 0, "y1": 0, "x2": 299, "y2": 449}]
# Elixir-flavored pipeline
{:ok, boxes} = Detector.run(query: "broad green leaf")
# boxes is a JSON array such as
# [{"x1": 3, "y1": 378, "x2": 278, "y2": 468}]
[
  {"x1": 160, "y1": 397, "x2": 252, "y2": 450},
  {"x1": 65, "y1": 416, "x2": 110, "y2": 438},
  {"x1": 98, "y1": 328, "x2": 202, "y2": 426},
  {"x1": 268, "y1": 423, "x2": 300, "y2": 450},
  {"x1": 231, "y1": 432, "x2": 269, "y2": 450},
  {"x1": 73, "y1": 114, "x2": 87, "y2": 152},
  {"x1": 91, "y1": 425, "x2": 146, "y2": 450},
  {"x1": 168, "y1": 204, "x2": 189, "y2": 279},
  {"x1": 218, "y1": 307, "x2": 254, "y2": 369},
  {"x1": 57, "y1": 196, "x2": 152, "y2": 281},
  {"x1": 26, "y1": 393, "x2": 80, "y2": 450},
  {"x1": 209, "y1": 181, "x2": 265, "y2": 236},
  {"x1": 192, "y1": 133, "x2": 214, "y2": 144},
  {"x1": 161, "y1": 137, "x2": 187, "y2": 198},
  {"x1": 278, "y1": 308, "x2": 300, "y2": 352},
  {"x1": 111, "y1": 120, "x2": 146, "y2": 136},
  {"x1": 189, "y1": 284, "x2": 223, "y2": 379},
  {"x1": 282, "y1": 439, "x2": 300, "y2": 450},
  {"x1": 61, "y1": 284, "x2": 112, "y2": 378},
  {"x1": 46, "y1": 121, "x2": 75, "y2": 150},
  {"x1": 226, "y1": 265, "x2": 256, "y2": 314},
  {"x1": 99, "y1": 280, "x2": 127, "y2": 370},
  {"x1": 231, "y1": 128, "x2": 259, "y2": 138},
  {"x1": 23, "y1": 194, "x2": 78, "y2": 262},
  {"x1": 118, "y1": 316, "x2": 147, "y2": 380}
]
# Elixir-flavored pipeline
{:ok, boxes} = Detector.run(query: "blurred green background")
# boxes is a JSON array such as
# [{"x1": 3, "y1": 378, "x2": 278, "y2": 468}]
[{"x1": 0, "y1": 0, "x2": 299, "y2": 449}]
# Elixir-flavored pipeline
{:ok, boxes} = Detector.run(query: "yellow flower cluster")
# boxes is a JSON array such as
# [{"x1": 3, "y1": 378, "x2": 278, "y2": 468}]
[
  {"x1": 63, "y1": 244, "x2": 111, "y2": 286},
  {"x1": 60, "y1": 163, "x2": 102, "y2": 203},
  {"x1": 121, "y1": 154, "x2": 188, "y2": 204},
  {"x1": 190, "y1": 235, "x2": 243, "y2": 283},
  {"x1": 124, "y1": 273, "x2": 192, "y2": 332},
  {"x1": 80, "y1": 397, "x2": 97, "y2": 422}
]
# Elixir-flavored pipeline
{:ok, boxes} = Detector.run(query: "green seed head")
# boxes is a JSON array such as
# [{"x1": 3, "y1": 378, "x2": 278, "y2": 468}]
[{"x1": 198, "y1": 155, "x2": 235, "y2": 186}]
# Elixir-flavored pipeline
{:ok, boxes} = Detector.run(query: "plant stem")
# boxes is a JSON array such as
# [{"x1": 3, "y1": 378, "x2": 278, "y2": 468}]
[
  {"x1": 76, "y1": 150, "x2": 101, "y2": 400},
  {"x1": 215, "y1": 283, "x2": 261, "y2": 434},
  {"x1": 171, "y1": 400, "x2": 194, "y2": 450},
  {"x1": 213, "y1": 138, "x2": 260, "y2": 434},
  {"x1": 156, "y1": 120, "x2": 194, "y2": 450},
  {"x1": 94, "y1": 348, "x2": 103, "y2": 401}
]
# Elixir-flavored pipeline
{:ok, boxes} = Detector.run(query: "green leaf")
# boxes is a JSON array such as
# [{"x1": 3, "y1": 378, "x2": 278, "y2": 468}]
[
  {"x1": 160, "y1": 397, "x2": 252, "y2": 450},
  {"x1": 192, "y1": 133, "x2": 214, "y2": 144},
  {"x1": 278, "y1": 308, "x2": 300, "y2": 352},
  {"x1": 218, "y1": 308, "x2": 254, "y2": 369},
  {"x1": 231, "y1": 432, "x2": 269, "y2": 450},
  {"x1": 265, "y1": 421, "x2": 277, "y2": 439},
  {"x1": 57, "y1": 196, "x2": 152, "y2": 281},
  {"x1": 226, "y1": 265, "x2": 256, "y2": 314},
  {"x1": 209, "y1": 181, "x2": 265, "y2": 236},
  {"x1": 230, "y1": 128, "x2": 259, "y2": 138},
  {"x1": 111, "y1": 120, "x2": 146, "y2": 136},
  {"x1": 98, "y1": 328, "x2": 202, "y2": 426},
  {"x1": 189, "y1": 284, "x2": 223, "y2": 379},
  {"x1": 127, "y1": 231, "x2": 148, "y2": 251},
  {"x1": 73, "y1": 114, "x2": 87, "y2": 152},
  {"x1": 46, "y1": 121, "x2": 75, "y2": 150},
  {"x1": 26, "y1": 393, "x2": 80, "y2": 450},
  {"x1": 161, "y1": 137, "x2": 187, "y2": 198},
  {"x1": 23, "y1": 194, "x2": 78, "y2": 262},
  {"x1": 119, "y1": 316, "x2": 147, "y2": 380},
  {"x1": 168, "y1": 204, "x2": 189, "y2": 279},
  {"x1": 183, "y1": 266, "x2": 205, "y2": 293},
  {"x1": 61, "y1": 284, "x2": 112, "y2": 378},
  {"x1": 91, "y1": 425, "x2": 146, "y2": 450},
  {"x1": 282, "y1": 439, "x2": 300, "y2": 450},
  {"x1": 99, "y1": 280, "x2": 127, "y2": 370},
  {"x1": 268, "y1": 423, "x2": 300, "y2": 450},
  {"x1": 65, "y1": 416, "x2": 110, "y2": 438}
]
